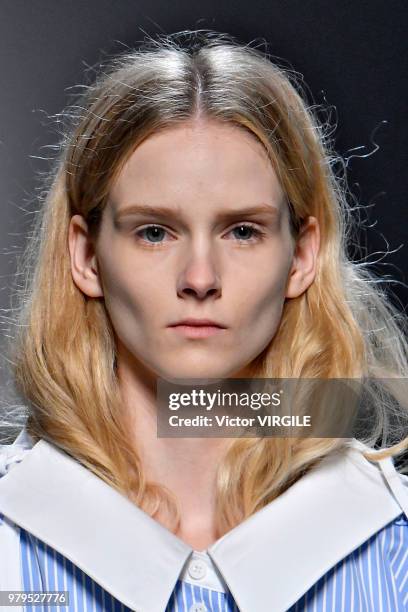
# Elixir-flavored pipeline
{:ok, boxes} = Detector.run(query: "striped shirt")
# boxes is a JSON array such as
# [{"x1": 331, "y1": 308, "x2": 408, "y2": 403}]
[
  {"x1": 1, "y1": 430, "x2": 408, "y2": 611},
  {"x1": 4, "y1": 511, "x2": 407, "y2": 611}
]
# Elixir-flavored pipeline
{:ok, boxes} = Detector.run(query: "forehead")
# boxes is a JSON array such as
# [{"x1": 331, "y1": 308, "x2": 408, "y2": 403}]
[{"x1": 108, "y1": 120, "x2": 285, "y2": 214}]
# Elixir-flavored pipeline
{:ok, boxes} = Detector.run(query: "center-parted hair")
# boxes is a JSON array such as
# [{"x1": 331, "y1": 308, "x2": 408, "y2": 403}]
[{"x1": 5, "y1": 30, "x2": 408, "y2": 535}]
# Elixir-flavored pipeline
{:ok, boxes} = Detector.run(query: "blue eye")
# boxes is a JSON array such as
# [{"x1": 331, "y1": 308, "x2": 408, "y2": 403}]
[
  {"x1": 231, "y1": 224, "x2": 264, "y2": 241},
  {"x1": 134, "y1": 223, "x2": 265, "y2": 245},
  {"x1": 136, "y1": 225, "x2": 167, "y2": 243}
]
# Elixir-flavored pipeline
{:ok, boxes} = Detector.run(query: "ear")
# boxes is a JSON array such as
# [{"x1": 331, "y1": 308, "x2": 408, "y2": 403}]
[
  {"x1": 68, "y1": 214, "x2": 104, "y2": 298},
  {"x1": 285, "y1": 216, "x2": 320, "y2": 299}
]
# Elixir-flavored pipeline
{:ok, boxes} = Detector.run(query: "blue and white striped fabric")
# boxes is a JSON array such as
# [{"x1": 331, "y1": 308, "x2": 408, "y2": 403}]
[{"x1": 5, "y1": 510, "x2": 407, "y2": 611}]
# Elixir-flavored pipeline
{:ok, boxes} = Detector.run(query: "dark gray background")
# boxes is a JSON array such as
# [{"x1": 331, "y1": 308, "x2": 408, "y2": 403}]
[{"x1": 0, "y1": 1, "x2": 407, "y2": 391}]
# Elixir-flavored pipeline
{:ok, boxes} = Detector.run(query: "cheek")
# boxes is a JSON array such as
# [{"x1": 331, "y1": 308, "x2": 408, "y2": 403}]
[
  {"x1": 96, "y1": 252, "x2": 160, "y2": 334},
  {"x1": 233, "y1": 256, "x2": 291, "y2": 326},
  {"x1": 234, "y1": 276, "x2": 287, "y2": 360},
  {"x1": 245, "y1": 282, "x2": 286, "y2": 348}
]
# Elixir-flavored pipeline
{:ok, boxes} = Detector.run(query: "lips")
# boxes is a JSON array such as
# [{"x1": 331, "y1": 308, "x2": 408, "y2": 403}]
[{"x1": 169, "y1": 318, "x2": 227, "y2": 328}]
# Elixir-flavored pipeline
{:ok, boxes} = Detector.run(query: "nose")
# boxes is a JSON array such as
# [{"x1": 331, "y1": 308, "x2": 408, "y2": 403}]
[{"x1": 177, "y1": 255, "x2": 222, "y2": 300}]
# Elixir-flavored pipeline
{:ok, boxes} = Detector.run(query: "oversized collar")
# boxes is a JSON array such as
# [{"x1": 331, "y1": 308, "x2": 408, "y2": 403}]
[{"x1": 0, "y1": 431, "x2": 406, "y2": 612}]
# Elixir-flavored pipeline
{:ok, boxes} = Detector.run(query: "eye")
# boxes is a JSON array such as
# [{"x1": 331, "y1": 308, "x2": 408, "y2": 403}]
[
  {"x1": 228, "y1": 223, "x2": 266, "y2": 243},
  {"x1": 135, "y1": 225, "x2": 170, "y2": 245},
  {"x1": 134, "y1": 223, "x2": 266, "y2": 246}
]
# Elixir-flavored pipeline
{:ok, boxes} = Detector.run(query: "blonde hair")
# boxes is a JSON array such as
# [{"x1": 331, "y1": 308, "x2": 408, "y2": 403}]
[{"x1": 4, "y1": 30, "x2": 408, "y2": 537}]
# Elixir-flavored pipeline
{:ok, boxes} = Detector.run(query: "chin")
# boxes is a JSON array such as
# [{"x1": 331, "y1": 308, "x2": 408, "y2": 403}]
[{"x1": 159, "y1": 364, "x2": 238, "y2": 383}]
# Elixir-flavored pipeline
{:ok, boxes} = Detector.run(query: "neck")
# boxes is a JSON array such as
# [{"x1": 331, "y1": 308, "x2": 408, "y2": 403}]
[{"x1": 117, "y1": 346, "x2": 232, "y2": 550}]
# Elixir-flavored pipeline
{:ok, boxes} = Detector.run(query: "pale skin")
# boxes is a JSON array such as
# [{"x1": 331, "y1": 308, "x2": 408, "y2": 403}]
[{"x1": 68, "y1": 118, "x2": 320, "y2": 550}]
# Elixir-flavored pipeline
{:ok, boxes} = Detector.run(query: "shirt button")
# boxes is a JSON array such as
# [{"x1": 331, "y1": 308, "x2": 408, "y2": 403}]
[
  {"x1": 189, "y1": 605, "x2": 207, "y2": 612},
  {"x1": 188, "y1": 559, "x2": 207, "y2": 580}
]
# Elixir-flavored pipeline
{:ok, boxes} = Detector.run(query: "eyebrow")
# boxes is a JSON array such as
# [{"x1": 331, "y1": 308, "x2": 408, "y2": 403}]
[{"x1": 113, "y1": 203, "x2": 280, "y2": 223}]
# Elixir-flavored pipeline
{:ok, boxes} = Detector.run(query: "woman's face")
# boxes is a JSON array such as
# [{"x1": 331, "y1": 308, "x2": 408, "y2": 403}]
[{"x1": 69, "y1": 119, "x2": 319, "y2": 382}]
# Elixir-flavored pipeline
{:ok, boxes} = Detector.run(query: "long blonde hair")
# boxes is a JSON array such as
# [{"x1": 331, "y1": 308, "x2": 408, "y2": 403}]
[{"x1": 4, "y1": 30, "x2": 408, "y2": 537}]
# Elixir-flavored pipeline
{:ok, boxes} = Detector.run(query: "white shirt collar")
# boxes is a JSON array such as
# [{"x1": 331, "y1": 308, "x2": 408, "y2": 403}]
[{"x1": 0, "y1": 431, "x2": 405, "y2": 612}]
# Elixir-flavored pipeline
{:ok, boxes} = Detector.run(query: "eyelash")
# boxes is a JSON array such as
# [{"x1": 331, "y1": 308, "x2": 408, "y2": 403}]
[{"x1": 134, "y1": 223, "x2": 267, "y2": 246}]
